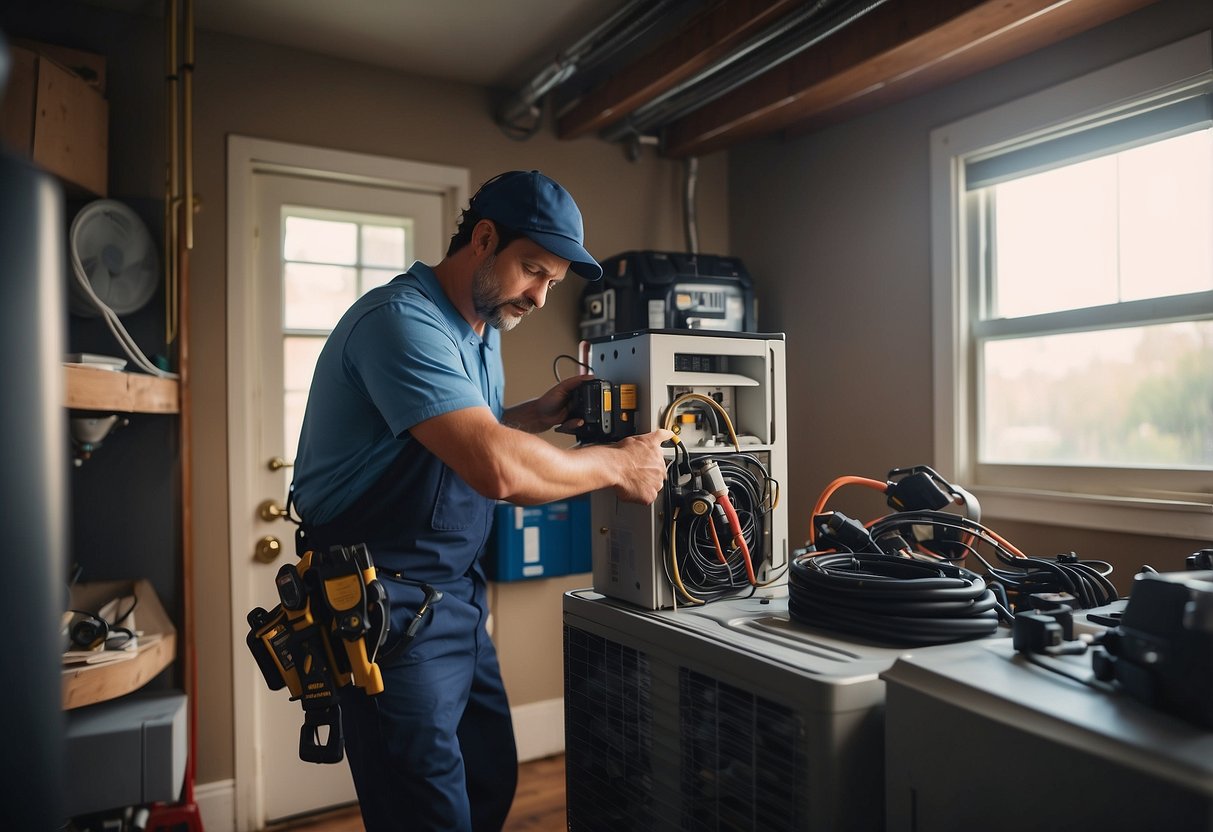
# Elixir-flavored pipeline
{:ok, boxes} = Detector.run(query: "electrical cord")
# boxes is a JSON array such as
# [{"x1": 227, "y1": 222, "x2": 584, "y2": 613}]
[
  {"x1": 553, "y1": 353, "x2": 593, "y2": 382},
  {"x1": 870, "y1": 512, "x2": 1119, "y2": 610},
  {"x1": 662, "y1": 392, "x2": 742, "y2": 451},
  {"x1": 69, "y1": 215, "x2": 178, "y2": 380},
  {"x1": 662, "y1": 445, "x2": 780, "y2": 604},
  {"x1": 797, "y1": 468, "x2": 1120, "y2": 651},
  {"x1": 788, "y1": 552, "x2": 1005, "y2": 645}
]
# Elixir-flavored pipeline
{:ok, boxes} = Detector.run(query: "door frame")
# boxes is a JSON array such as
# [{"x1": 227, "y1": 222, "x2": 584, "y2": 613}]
[{"x1": 226, "y1": 135, "x2": 467, "y2": 829}]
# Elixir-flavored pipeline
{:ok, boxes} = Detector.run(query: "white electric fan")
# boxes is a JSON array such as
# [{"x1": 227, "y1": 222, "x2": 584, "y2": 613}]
[{"x1": 69, "y1": 199, "x2": 176, "y2": 379}]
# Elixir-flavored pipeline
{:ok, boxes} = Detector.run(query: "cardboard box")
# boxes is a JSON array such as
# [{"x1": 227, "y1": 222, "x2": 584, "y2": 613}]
[
  {"x1": 62, "y1": 579, "x2": 177, "y2": 709},
  {"x1": 0, "y1": 44, "x2": 108, "y2": 196}
]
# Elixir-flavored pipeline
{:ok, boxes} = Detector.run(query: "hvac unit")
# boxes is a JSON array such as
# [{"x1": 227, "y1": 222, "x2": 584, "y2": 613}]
[
  {"x1": 563, "y1": 589, "x2": 933, "y2": 831},
  {"x1": 584, "y1": 330, "x2": 788, "y2": 609},
  {"x1": 883, "y1": 634, "x2": 1213, "y2": 830},
  {"x1": 579, "y1": 251, "x2": 756, "y2": 340}
]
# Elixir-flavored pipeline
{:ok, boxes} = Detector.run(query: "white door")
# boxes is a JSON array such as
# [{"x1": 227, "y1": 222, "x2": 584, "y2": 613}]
[{"x1": 228, "y1": 141, "x2": 463, "y2": 828}]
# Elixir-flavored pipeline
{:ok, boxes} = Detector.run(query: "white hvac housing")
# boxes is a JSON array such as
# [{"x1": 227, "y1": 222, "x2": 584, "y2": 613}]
[
  {"x1": 563, "y1": 589, "x2": 927, "y2": 831},
  {"x1": 584, "y1": 330, "x2": 788, "y2": 609}
]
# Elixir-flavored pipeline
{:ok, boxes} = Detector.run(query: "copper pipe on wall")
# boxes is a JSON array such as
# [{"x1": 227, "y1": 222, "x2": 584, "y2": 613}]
[
  {"x1": 164, "y1": 0, "x2": 179, "y2": 346},
  {"x1": 183, "y1": 0, "x2": 194, "y2": 250}
]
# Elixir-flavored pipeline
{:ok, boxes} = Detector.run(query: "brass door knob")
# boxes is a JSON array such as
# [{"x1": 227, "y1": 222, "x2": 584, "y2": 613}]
[
  {"x1": 254, "y1": 536, "x2": 282, "y2": 564},
  {"x1": 258, "y1": 499, "x2": 288, "y2": 522},
  {"x1": 268, "y1": 456, "x2": 294, "y2": 471}
]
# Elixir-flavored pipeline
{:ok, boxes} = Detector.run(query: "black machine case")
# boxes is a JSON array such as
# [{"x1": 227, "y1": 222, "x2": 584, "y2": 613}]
[{"x1": 579, "y1": 250, "x2": 756, "y2": 339}]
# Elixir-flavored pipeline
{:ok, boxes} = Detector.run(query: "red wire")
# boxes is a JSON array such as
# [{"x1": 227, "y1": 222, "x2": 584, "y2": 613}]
[
  {"x1": 717, "y1": 493, "x2": 756, "y2": 584},
  {"x1": 707, "y1": 515, "x2": 727, "y2": 564}
]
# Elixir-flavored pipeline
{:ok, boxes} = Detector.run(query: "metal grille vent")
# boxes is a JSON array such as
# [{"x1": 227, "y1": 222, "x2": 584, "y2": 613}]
[
  {"x1": 565, "y1": 624, "x2": 657, "y2": 831},
  {"x1": 679, "y1": 667, "x2": 807, "y2": 831}
]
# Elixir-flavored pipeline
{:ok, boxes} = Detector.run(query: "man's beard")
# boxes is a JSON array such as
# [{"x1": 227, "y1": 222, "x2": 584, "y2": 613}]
[{"x1": 472, "y1": 255, "x2": 534, "y2": 332}]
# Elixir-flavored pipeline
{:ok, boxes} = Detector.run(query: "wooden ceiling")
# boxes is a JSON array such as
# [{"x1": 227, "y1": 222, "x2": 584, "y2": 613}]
[{"x1": 555, "y1": 0, "x2": 1163, "y2": 157}]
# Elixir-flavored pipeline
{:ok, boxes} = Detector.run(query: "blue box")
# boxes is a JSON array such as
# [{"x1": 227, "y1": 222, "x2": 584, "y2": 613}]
[{"x1": 485, "y1": 495, "x2": 591, "y2": 581}]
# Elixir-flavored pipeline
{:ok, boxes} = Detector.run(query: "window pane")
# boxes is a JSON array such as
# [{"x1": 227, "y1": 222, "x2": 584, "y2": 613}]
[
  {"x1": 284, "y1": 263, "x2": 357, "y2": 329},
  {"x1": 990, "y1": 158, "x2": 1119, "y2": 318},
  {"x1": 361, "y1": 224, "x2": 406, "y2": 268},
  {"x1": 1118, "y1": 129, "x2": 1213, "y2": 302},
  {"x1": 988, "y1": 128, "x2": 1213, "y2": 319},
  {"x1": 980, "y1": 322, "x2": 1213, "y2": 468},
  {"x1": 284, "y1": 216, "x2": 357, "y2": 264}
]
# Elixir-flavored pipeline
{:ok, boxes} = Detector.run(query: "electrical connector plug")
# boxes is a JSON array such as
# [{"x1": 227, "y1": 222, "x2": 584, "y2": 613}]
[
  {"x1": 812, "y1": 511, "x2": 875, "y2": 553},
  {"x1": 1013, "y1": 611, "x2": 1065, "y2": 653},
  {"x1": 886, "y1": 470, "x2": 951, "y2": 512},
  {"x1": 1014, "y1": 605, "x2": 1087, "y2": 656}
]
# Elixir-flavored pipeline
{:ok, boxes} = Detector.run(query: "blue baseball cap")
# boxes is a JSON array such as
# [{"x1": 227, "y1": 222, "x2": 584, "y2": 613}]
[{"x1": 470, "y1": 170, "x2": 603, "y2": 280}]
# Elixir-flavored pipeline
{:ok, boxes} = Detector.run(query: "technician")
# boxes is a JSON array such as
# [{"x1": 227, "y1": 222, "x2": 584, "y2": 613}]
[{"x1": 290, "y1": 170, "x2": 671, "y2": 832}]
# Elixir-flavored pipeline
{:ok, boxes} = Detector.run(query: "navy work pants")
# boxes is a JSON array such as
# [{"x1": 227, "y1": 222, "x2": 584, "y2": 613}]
[{"x1": 338, "y1": 576, "x2": 518, "y2": 831}]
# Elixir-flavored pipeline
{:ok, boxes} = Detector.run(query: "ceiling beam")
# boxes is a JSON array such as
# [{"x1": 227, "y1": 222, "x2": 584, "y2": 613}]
[
  {"x1": 660, "y1": 0, "x2": 1162, "y2": 157},
  {"x1": 556, "y1": 0, "x2": 807, "y2": 140}
]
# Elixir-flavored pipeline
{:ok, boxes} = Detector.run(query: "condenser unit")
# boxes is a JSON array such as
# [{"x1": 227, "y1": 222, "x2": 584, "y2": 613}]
[
  {"x1": 564, "y1": 589, "x2": 922, "y2": 831},
  {"x1": 883, "y1": 638, "x2": 1213, "y2": 831}
]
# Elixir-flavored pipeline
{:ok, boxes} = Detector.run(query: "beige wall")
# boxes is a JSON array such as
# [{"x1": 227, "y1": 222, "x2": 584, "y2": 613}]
[
  {"x1": 729, "y1": 0, "x2": 1211, "y2": 592},
  {"x1": 3, "y1": 1, "x2": 728, "y2": 787},
  {"x1": 186, "y1": 31, "x2": 728, "y2": 784}
]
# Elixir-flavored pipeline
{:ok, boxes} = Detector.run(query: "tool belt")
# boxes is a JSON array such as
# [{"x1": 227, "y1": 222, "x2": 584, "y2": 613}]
[{"x1": 245, "y1": 542, "x2": 441, "y2": 763}]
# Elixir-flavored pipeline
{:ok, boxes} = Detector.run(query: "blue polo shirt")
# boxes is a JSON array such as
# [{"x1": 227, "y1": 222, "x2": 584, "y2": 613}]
[{"x1": 292, "y1": 263, "x2": 504, "y2": 525}]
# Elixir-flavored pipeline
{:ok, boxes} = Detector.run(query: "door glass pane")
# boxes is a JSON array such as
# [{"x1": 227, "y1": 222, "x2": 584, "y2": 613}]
[
  {"x1": 980, "y1": 321, "x2": 1213, "y2": 467},
  {"x1": 284, "y1": 216, "x2": 358, "y2": 264},
  {"x1": 361, "y1": 224, "x2": 406, "y2": 268},
  {"x1": 281, "y1": 209, "x2": 412, "y2": 461},
  {"x1": 284, "y1": 336, "x2": 325, "y2": 458},
  {"x1": 284, "y1": 263, "x2": 357, "y2": 329},
  {"x1": 360, "y1": 268, "x2": 399, "y2": 293}
]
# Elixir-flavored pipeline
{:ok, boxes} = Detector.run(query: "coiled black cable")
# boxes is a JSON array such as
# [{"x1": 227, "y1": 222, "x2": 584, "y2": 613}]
[
  {"x1": 866, "y1": 511, "x2": 1119, "y2": 610},
  {"x1": 663, "y1": 451, "x2": 778, "y2": 602},
  {"x1": 788, "y1": 552, "x2": 1004, "y2": 645}
]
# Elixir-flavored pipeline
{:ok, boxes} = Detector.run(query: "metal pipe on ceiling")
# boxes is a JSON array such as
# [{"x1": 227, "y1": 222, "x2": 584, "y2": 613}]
[
  {"x1": 601, "y1": 0, "x2": 893, "y2": 143},
  {"x1": 494, "y1": 0, "x2": 685, "y2": 133}
]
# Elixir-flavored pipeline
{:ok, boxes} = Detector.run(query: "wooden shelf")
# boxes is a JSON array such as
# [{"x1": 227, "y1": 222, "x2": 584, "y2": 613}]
[
  {"x1": 65, "y1": 364, "x2": 179, "y2": 413},
  {"x1": 61, "y1": 579, "x2": 177, "y2": 710}
]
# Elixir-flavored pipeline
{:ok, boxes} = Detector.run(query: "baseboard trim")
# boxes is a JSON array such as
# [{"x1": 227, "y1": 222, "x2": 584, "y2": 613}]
[
  {"x1": 512, "y1": 697, "x2": 564, "y2": 762},
  {"x1": 206, "y1": 700, "x2": 562, "y2": 830},
  {"x1": 195, "y1": 778, "x2": 235, "y2": 832}
]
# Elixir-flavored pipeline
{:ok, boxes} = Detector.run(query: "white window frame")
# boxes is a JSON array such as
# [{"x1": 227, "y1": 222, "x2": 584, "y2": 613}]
[{"x1": 931, "y1": 31, "x2": 1213, "y2": 540}]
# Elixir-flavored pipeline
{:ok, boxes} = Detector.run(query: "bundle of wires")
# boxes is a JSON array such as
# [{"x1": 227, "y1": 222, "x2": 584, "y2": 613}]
[
  {"x1": 865, "y1": 510, "x2": 1120, "y2": 611},
  {"x1": 663, "y1": 449, "x2": 778, "y2": 604},
  {"x1": 788, "y1": 552, "x2": 1002, "y2": 645},
  {"x1": 659, "y1": 392, "x2": 781, "y2": 606},
  {"x1": 788, "y1": 467, "x2": 1117, "y2": 646}
]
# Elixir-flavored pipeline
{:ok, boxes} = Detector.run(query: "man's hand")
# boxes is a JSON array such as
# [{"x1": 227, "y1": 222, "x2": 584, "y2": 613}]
[
  {"x1": 503, "y1": 375, "x2": 591, "y2": 434},
  {"x1": 536, "y1": 374, "x2": 592, "y2": 434},
  {"x1": 611, "y1": 429, "x2": 674, "y2": 504}
]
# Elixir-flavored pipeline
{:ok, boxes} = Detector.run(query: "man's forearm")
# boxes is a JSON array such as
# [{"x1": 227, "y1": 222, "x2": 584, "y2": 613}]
[{"x1": 501, "y1": 398, "x2": 549, "y2": 434}]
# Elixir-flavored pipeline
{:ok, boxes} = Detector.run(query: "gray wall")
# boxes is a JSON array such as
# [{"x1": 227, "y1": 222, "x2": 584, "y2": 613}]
[{"x1": 730, "y1": 0, "x2": 1211, "y2": 582}]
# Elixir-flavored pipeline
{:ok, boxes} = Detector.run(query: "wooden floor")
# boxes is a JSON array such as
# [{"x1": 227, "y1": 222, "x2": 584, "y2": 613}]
[{"x1": 267, "y1": 754, "x2": 567, "y2": 832}]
